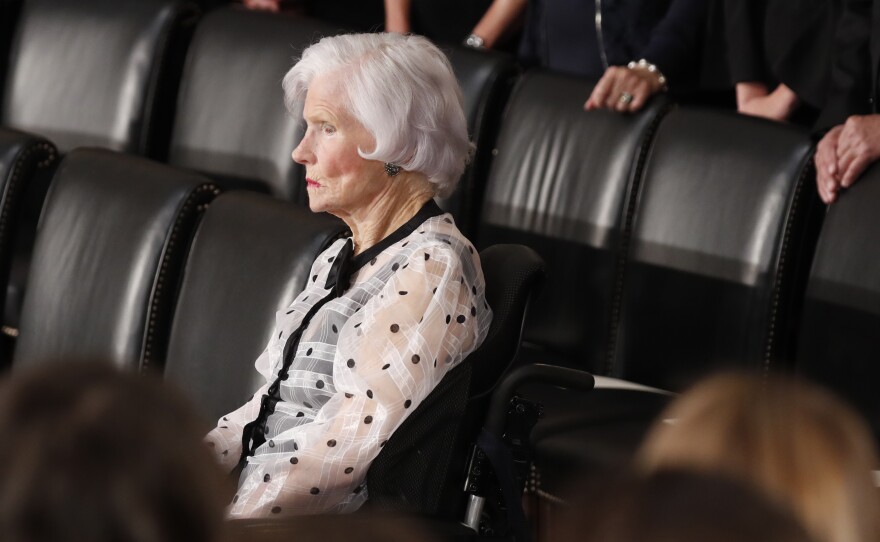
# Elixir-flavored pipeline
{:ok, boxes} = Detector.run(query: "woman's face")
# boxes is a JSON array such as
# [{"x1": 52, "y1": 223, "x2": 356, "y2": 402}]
[{"x1": 291, "y1": 73, "x2": 390, "y2": 220}]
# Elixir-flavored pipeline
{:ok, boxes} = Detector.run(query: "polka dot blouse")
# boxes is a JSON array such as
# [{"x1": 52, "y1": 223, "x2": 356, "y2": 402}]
[{"x1": 205, "y1": 202, "x2": 492, "y2": 517}]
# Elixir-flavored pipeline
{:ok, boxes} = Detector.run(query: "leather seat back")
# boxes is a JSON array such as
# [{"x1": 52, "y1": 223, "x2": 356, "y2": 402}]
[
  {"x1": 440, "y1": 47, "x2": 517, "y2": 235},
  {"x1": 168, "y1": 8, "x2": 341, "y2": 201},
  {"x1": 478, "y1": 70, "x2": 668, "y2": 374},
  {"x1": 162, "y1": 192, "x2": 346, "y2": 421},
  {"x1": 13, "y1": 149, "x2": 218, "y2": 370},
  {"x1": 614, "y1": 109, "x2": 821, "y2": 390},
  {"x1": 796, "y1": 164, "x2": 880, "y2": 437},
  {"x1": 1, "y1": 0, "x2": 196, "y2": 154}
]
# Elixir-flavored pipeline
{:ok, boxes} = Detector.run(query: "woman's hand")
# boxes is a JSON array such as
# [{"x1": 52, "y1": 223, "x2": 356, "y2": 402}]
[
  {"x1": 243, "y1": 0, "x2": 280, "y2": 12},
  {"x1": 585, "y1": 65, "x2": 666, "y2": 113},
  {"x1": 737, "y1": 82, "x2": 799, "y2": 121}
]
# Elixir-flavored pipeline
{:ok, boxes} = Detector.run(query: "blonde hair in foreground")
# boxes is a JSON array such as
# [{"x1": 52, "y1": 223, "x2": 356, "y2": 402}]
[{"x1": 637, "y1": 372, "x2": 880, "y2": 542}]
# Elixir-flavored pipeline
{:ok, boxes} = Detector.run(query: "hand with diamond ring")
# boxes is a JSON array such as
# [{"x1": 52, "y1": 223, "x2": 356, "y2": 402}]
[{"x1": 585, "y1": 64, "x2": 666, "y2": 113}]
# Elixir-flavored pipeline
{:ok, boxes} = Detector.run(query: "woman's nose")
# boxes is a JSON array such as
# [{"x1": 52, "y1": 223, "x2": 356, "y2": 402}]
[{"x1": 291, "y1": 136, "x2": 312, "y2": 164}]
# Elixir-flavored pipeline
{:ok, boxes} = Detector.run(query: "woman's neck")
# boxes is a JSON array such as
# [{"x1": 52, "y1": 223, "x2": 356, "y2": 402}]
[{"x1": 345, "y1": 174, "x2": 435, "y2": 255}]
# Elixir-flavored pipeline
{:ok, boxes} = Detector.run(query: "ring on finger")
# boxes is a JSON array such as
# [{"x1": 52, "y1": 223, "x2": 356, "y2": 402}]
[{"x1": 618, "y1": 92, "x2": 634, "y2": 105}]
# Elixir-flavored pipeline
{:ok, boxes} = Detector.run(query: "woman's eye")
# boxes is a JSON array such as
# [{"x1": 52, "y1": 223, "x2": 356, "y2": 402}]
[{"x1": 321, "y1": 123, "x2": 336, "y2": 135}]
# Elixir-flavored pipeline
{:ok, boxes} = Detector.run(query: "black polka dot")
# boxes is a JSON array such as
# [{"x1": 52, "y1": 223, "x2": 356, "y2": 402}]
[
  {"x1": 390, "y1": 324, "x2": 400, "y2": 333},
  {"x1": 457, "y1": 315, "x2": 466, "y2": 324},
  {"x1": 311, "y1": 487, "x2": 320, "y2": 495},
  {"x1": 370, "y1": 258, "x2": 377, "y2": 265},
  {"x1": 419, "y1": 230, "x2": 425, "y2": 234},
  {"x1": 304, "y1": 402, "x2": 313, "y2": 409},
  {"x1": 354, "y1": 322, "x2": 361, "y2": 328},
  {"x1": 392, "y1": 263, "x2": 400, "y2": 271},
  {"x1": 223, "y1": 417, "x2": 228, "y2": 421},
  {"x1": 264, "y1": 474, "x2": 271, "y2": 482},
  {"x1": 306, "y1": 348, "x2": 313, "y2": 356},
  {"x1": 347, "y1": 359, "x2": 355, "y2": 368},
  {"x1": 364, "y1": 415, "x2": 373, "y2": 424},
  {"x1": 471, "y1": 306, "x2": 477, "y2": 317},
  {"x1": 404, "y1": 399, "x2": 412, "y2": 408},
  {"x1": 233, "y1": 495, "x2": 239, "y2": 503},
  {"x1": 293, "y1": 442, "x2": 299, "y2": 451},
  {"x1": 220, "y1": 425, "x2": 228, "y2": 429},
  {"x1": 434, "y1": 359, "x2": 438, "y2": 367},
  {"x1": 316, "y1": 380, "x2": 325, "y2": 389},
  {"x1": 290, "y1": 457, "x2": 298, "y2": 464},
  {"x1": 353, "y1": 486, "x2": 363, "y2": 494},
  {"x1": 271, "y1": 506, "x2": 282, "y2": 514},
  {"x1": 286, "y1": 309, "x2": 294, "y2": 314},
  {"x1": 472, "y1": 286, "x2": 477, "y2": 295},
  {"x1": 446, "y1": 315, "x2": 451, "y2": 324},
  {"x1": 399, "y1": 291, "x2": 408, "y2": 295},
  {"x1": 443, "y1": 239, "x2": 451, "y2": 244},
  {"x1": 304, "y1": 296, "x2": 309, "y2": 301},
  {"x1": 367, "y1": 390, "x2": 373, "y2": 399},
  {"x1": 411, "y1": 354, "x2": 420, "y2": 364},
  {"x1": 328, "y1": 256, "x2": 335, "y2": 262},
  {"x1": 278, "y1": 331, "x2": 283, "y2": 339},
  {"x1": 402, "y1": 241, "x2": 409, "y2": 247},
  {"x1": 382, "y1": 363, "x2": 390, "y2": 370},
  {"x1": 312, "y1": 274, "x2": 317, "y2": 282},
  {"x1": 345, "y1": 393, "x2": 354, "y2": 398},
  {"x1": 222, "y1": 450, "x2": 229, "y2": 456},
  {"x1": 403, "y1": 264, "x2": 409, "y2": 269},
  {"x1": 345, "y1": 467, "x2": 354, "y2": 474},
  {"x1": 268, "y1": 440, "x2": 275, "y2": 448},
  {"x1": 424, "y1": 253, "x2": 430, "y2": 261},
  {"x1": 444, "y1": 217, "x2": 452, "y2": 224},
  {"x1": 380, "y1": 440, "x2": 387, "y2": 447},
  {"x1": 328, "y1": 439, "x2": 337, "y2": 447},
  {"x1": 332, "y1": 324, "x2": 338, "y2": 333},
  {"x1": 296, "y1": 411, "x2": 304, "y2": 417},
  {"x1": 469, "y1": 245, "x2": 474, "y2": 254},
  {"x1": 433, "y1": 287, "x2": 437, "y2": 294}
]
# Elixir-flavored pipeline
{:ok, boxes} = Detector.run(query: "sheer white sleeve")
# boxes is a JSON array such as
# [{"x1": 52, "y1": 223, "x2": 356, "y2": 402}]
[{"x1": 228, "y1": 240, "x2": 491, "y2": 517}]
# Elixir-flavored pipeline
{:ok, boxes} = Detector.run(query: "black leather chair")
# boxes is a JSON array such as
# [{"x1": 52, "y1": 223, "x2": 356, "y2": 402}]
[
  {"x1": 528, "y1": 108, "x2": 823, "y2": 504},
  {"x1": 1, "y1": 0, "x2": 197, "y2": 156},
  {"x1": 367, "y1": 244, "x2": 545, "y2": 519},
  {"x1": 12, "y1": 149, "x2": 219, "y2": 371},
  {"x1": 796, "y1": 163, "x2": 880, "y2": 440},
  {"x1": 440, "y1": 47, "x2": 518, "y2": 236},
  {"x1": 162, "y1": 191, "x2": 347, "y2": 422},
  {"x1": 477, "y1": 70, "x2": 670, "y2": 374},
  {"x1": 612, "y1": 108, "x2": 822, "y2": 388},
  {"x1": 167, "y1": 7, "x2": 341, "y2": 201},
  {"x1": 0, "y1": 128, "x2": 57, "y2": 365}
]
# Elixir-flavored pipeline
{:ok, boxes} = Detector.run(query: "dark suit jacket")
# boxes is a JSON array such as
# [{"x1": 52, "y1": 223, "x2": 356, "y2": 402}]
[
  {"x1": 724, "y1": 0, "x2": 838, "y2": 110},
  {"x1": 816, "y1": 0, "x2": 880, "y2": 128}
]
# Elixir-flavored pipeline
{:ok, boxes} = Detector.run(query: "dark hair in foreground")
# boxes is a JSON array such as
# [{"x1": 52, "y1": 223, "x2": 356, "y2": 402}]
[
  {"x1": 559, "y1": 468, "x2": 815, "y2": 542},
  {"x1": 226, "y1": 512, "x2": 441, "y2": 542},
  {"x1": 0, "y1": 362, "x2": 232, "y2": 542}
]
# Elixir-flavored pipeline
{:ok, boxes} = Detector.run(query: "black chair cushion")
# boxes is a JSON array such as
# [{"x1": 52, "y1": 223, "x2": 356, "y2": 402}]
[
  {"x1": 1, "y1": 0, "x2": 196, "y2": 154},
  {"x1": 162, "y1": 191, "x2": 347, "y2": 422},
  {"x1": 439, "y1": 47, "x2": 517, "y2": 235},
  {"x1": 13, "y1": 148, "x2": 217, "y2": 370},
  {"x1": 168, "y1": 7, "x2": 341, "y2": 201},
  {"x1": 478, "y1": 70, "x2": 668, "y2": 374},
  {"x1": 797, "y1": 163, "x2": 880, "y2": 438},
  {"x1": 613, "y1": 108, "x2": 821, "y2": 390}
]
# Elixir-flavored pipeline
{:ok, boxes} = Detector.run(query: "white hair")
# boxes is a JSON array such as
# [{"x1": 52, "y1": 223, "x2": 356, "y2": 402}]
[{"x1": 283, "y1": 33, "x2": 471, "y2": 198}]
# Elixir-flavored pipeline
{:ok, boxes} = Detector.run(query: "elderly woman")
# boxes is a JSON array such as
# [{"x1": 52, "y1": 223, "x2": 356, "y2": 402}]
[{"x1": 205, "y1": 33, "x2": 492, "y2": 517}]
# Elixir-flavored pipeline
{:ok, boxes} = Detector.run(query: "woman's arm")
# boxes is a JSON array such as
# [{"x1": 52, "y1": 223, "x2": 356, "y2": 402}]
[
  {"x1": 469, "y1": 0, "x2": 527, "y2": 49},
  {"x1": 384, "y1": 0, "x2": 411, "y2": 34},
  {"x1": 228, "y1": 239, "x2": 491, "y2": 517}
]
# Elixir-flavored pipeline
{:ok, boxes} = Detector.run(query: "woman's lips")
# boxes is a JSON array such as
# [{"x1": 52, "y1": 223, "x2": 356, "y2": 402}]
[{"x1": 306, "y1": 178, "x2": 321, "y2": 188}]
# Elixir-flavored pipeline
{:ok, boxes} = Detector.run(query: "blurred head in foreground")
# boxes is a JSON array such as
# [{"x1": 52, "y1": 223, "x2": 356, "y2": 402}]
[
  {"x1": 638, "y1": 372, "x2": 880, "y2": 542},
  {"x1": 0, "y1": 362, "x2": 232, "y2": 542},
  {"x1": 560, "y1": 468, "x2": 815, "y2": 542}
]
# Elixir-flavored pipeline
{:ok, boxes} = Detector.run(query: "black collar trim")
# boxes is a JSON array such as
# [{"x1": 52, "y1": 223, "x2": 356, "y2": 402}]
[{"x1": 349, "y1": 200, "x2": 444, "y2": 272}]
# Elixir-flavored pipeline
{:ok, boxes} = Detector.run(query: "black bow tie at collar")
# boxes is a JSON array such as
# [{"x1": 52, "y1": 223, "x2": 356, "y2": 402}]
[{"x1": 324, "y1": 238, "x2": 355, "y2": 296}]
